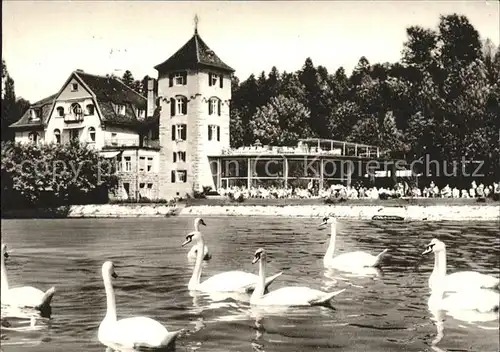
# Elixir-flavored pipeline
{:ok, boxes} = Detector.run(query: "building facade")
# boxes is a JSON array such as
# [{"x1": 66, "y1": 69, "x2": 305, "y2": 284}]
[{"x1": 10, "y1": 26, "x2": 398, "y2": 201}]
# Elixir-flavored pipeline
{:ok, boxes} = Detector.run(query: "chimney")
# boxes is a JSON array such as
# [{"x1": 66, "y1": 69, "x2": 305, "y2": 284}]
[{"x1": 146, "y1": 78, "x2": 156, "y2": 118}]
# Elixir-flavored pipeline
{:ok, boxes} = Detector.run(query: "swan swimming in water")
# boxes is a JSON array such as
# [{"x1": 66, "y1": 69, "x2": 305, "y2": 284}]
[
  {"x1": 319, "y1": 217, "x2": 388, "y2": 270},
  {"x1": 187, "y1": 218, "x2": 211, "y2": 261},
  {"x1": 181, "y1": 231, "x2": 282, "y2": 293},
  {"x1": 98, "y1": 261, "x2": 181, "y2": 351},
  {"x1": 422, "y1": 238, "x2": 500, "y2": 292},
  {"x1": 250, "y1": 248, "x2": 346, "y2": 307},
  {"x1": 1, "y1": 244, "x2": 55, "y2": 316}
]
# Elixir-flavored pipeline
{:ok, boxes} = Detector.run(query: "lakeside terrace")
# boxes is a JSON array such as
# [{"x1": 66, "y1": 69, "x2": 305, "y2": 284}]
[{"x1": 208, "y1": 138, "x2": 407, "y2": 189}]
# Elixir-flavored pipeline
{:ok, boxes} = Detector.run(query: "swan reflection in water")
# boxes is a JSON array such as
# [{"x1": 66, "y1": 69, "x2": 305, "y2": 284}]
[
  {"x1": 0, "y1": 305, "x2": 52, "y2": 349},
  {"x1": 322, "y1": 267, "x2": 383, "y2": 291}
]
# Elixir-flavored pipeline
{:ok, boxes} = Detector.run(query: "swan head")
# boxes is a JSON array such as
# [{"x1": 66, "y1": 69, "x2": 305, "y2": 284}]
[
  {"x1": 1, "y1": 244, "x2": 8, "y2": 258},
  {"x1": 182, "y1": 231, "x2": 202, "y2": 247},
  {"x1": 252, "y1": 248, "x2": 267, "y2": 264},
  {"x1": 423, "y1": 238, "x2": 445, "y2": 255},
  {"x1": 318, "y1": 216, "x2": 336, "y2": 229},
  {"x1": 102, "y1": 261, "x2": 118, "y2": 279},
  {"x1": 194, "y1": 218, "x2": 207, "y2": 227}
]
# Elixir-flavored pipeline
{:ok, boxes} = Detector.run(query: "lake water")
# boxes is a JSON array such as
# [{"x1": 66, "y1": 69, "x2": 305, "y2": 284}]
[{"x1": 1, "y1": 217, "x2": 499, "y2": 352}]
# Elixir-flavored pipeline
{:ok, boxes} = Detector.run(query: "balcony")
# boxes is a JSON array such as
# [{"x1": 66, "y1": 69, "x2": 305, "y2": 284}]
[
  {"x1": 64, "y1": 114, "x2": 84, "y2": 123},
  {"x1": 103, "y1": 138, "x2": 160, "y2": 149}
]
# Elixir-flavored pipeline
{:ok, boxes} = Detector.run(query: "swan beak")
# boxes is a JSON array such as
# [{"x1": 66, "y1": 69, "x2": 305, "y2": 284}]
[
  {"x1": 111, "y1": 272, "x2": 118, "y2": 279},
  {"x1": 181, "y1": 239, "x2": 191, "y2": 247},
  {"x1": 318, "y1": 221, "x2": 327, "y2": 229},
  {"x1": 3, "y1": 251, "x2": 8, "y2": 258},
  {"x1": 422, "y1": 246, "x2": 432, "y2": 255},
  {"x1": 252, "y1": 257, "x2": 259, "y2": 264},
  {"x1": 200, "y1": 220, "x2": 207, "y2": 226}
]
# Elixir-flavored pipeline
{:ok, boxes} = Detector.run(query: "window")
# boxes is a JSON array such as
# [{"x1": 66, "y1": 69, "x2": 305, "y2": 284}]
[
  {"x1": 169, "y1": 71, "x2": 187, "y2": 87},
  {"x1": 208, "y1": 125, "x2": 220, "y2": 141},
  {"x1": 139, "y1": 156, "x2": 145, "y2": 172},
  {"x1": 114, "y1": 104, "x2": 126, "y2": 116},
  {"x1": 86, "y1": 104, "x2": 95, "y2": 115},
  {"x1": 124, "y1": 156, "x2": 131, "y2": 172},
  {"x1": 54, "y1": 129, "x2": 61, "y2": 144},
  {"x1": 208, "y1": 73, "x2": 224, "y2": 88},
  {"x1": 28, "y1": 132, "x2": 39, "y2": 144},
  {"x1": 147, "y1": 183, "x2": 153, "y2": 198},
  {"x1": 173, "y1": 151, "x2": 186, "y2": 162},
  {"x1": 137, "y1": 109, "x2": 145, "y2": 118},
  {"x1": 30, "y1": 109, "x2": 39, "y2": 121},
  {"x1": 71, "y1": 83, "x2": 78, "y2": 91},
  {"x1": 171, "y1": 170, "x2": 187, "y2": 183},
  {"x1": 70, "y1": 129, "x2": 79, "y2": 141},
  {"x1": 116, "y1": 156, "x2": 122, "y2": 172},
  {"x1": 208, "y1": 98, "x2": 221, "y2": 116},
  {"x1": 56, "y1": 107, "x2": 64, "y2": 117},
  {"x1": 88, "y1": 127, "x2": 96, "y2": 143},
  {"x1": 71, "y1": 103, "x2": 83, "y2": 119},
  {"x1": 171, "y1": 124, "x2": 187, "y2": 141},
  {"x1": 178, "y1": 170, "x2": 187, "y2": 183},
  {"x1": 146, "y1": 157, "x2": 153, "y2": 172},
  {"x1": 111, "y1": 132, "x2": 118, "y2": 145},
  {"x1": 170, "y1": 96, "x2": 187, "y2": 116}
]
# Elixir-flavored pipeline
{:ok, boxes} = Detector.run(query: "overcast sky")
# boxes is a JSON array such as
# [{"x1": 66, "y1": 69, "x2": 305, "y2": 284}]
[{"x1": 2, "y1": 1, "x2": 499, "y2": 102}]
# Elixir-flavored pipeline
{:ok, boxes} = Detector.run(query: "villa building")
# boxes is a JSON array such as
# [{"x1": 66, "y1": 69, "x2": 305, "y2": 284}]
[{"x1": 10, "y1": 25, "x2": 398, "y2": 201}]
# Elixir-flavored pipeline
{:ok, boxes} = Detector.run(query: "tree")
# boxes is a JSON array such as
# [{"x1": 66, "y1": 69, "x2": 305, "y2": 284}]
[
  {"x1": 250, "y1": 95, "x2": 312, "y2": 146},
  {"x1": 1, "y1": 140, "x2": 118, "y2": 208},
  {"x1": 122, "y1": 70, "x2": 134, "y2": 87}
]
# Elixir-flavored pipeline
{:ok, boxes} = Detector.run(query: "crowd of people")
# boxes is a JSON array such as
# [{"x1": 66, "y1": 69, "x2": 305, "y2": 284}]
[{"x1": 216, "y1": 180, "x2": 500, "y2": 202}]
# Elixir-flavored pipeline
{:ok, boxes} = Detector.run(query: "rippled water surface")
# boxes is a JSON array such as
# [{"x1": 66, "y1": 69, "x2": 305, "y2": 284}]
[{"x1": 1, "y1": 217, "x2": 499, "y2": 352}]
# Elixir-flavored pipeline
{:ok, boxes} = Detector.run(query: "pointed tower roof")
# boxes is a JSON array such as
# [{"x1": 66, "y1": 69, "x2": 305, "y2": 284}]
[{"x1": 154, "y1": 30, "x2": 234, "y2": 74}]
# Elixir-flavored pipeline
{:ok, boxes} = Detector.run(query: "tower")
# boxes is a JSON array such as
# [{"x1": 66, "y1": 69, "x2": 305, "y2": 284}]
[{"x1": 155, "y1": 21, "x2": 234, "y2": 199}]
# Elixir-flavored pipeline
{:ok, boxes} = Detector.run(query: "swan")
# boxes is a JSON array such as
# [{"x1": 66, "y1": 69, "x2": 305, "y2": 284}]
[
  {"x1": 98, "y1": 261, "x2": 181, "y2": 351},
  {"x1": 422, "y1": 238, "x2": 500, "y2": 292},
  {"x1": 181, "y1": 231, "x2": 282, "y2": 293},
  {"x1": 319, "y1": 217, "x2": 388, "y2": 270},
  {"x1": 1, "y1": 244, "x2": 55, "y2": 315},
  {"x1": 250, "y1": 248, "x2": 346, "y2": 307},
  {"x1": 187, "y1": 218, "x2": 211, "y2": 261}
]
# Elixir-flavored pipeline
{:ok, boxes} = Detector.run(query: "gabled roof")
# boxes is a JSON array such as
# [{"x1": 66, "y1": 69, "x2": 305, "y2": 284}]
[
  {"x1": 75, "y1": 72, "x2": 146, "y2": 109},
  {"x1": 154, "y1": 30, "x2": 234, "y2": 73},
  {"x1": 10, "y1": 71, "x2": 149, "y2": 130},
  {"x1": 9, "y1": 93, "x2": 57, "y2": 129}
]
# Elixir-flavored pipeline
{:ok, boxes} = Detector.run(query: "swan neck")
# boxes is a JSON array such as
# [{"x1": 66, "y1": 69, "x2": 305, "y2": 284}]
[
  {"x1": 324, "y1": 223, "x2": 336, "y2": 264},
  {"x1": 252, "y1": 258, "x2": 266, "y2": 302},
  {"x1": 433, "y1": 250, "x2": 447, "y2": 278},
  {"x1": 1, "y1": 252, "x2": 8, "y2": 293},
  {"x1": 103, "y1": 274, "x2": 117, "y2": 322},
  {"x1": 189, "y1": 235, "x2": 204, "y2": 288},
  {"x1": 194, "y1": 221, "x2": 199, "y2": 232}
]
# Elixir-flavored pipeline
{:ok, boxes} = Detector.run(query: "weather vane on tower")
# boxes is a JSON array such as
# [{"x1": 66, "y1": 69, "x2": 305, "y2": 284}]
[{"x1": 194, "y1": 14, "x2": 199, "y2": 34}]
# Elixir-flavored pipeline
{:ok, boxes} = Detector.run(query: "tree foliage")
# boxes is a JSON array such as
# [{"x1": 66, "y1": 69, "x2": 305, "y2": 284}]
[
  {"x1": 1, "y1": 141, "x2": 118, "y2": 208},
  {"x1": 229, "y1": 13, "x2": 500, "y2": 180}
]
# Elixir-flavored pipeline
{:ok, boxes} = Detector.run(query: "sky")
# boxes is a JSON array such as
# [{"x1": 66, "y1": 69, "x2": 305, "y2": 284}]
[{"x1": 2, "y1": 1, "x2": 499, "y2": 102}]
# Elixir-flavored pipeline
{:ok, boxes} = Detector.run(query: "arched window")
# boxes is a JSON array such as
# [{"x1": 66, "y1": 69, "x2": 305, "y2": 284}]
[
  {"x1": 28, "y1": 132, "x2": 39, "y2": 144},
  {"x1": 86, "y1": 104, "x2": 95, "y2": 115},
  {"x1": 88, "y1": 127, "x2": 96, "y2": 143},
  {"x1": 56, "y1": 107, "x2": 65, "y2": 117},
  {"x1": 54, "y1": 129, "x2": 61, "y2": 144},
  {"x1": 170, "y1": 96, "x2": 187, "y2": 116},
  {"x1": 71, "y1": 103, "x2": 83, "y2": 118},
  {"x1": 208, "y1": 97, "x2": 221, "y2": 116}
]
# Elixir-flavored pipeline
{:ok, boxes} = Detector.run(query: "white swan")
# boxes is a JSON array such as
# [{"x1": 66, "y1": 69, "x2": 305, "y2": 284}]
[
  {"x1": 1, "y1": 244, "x2": 55, "y2": 315},
  {"x1": 250, "y1": 248, "x2": 346, "y2": 307},
  {"x1": 187, "y1": 218, "x2": 211, "y2": 261},
  {"x1": 423, "y1": 238, "x2": 500, "y2": 292},
  {"x1": 181, "y1": 231, "x2": 282, "y2": 293},
  {"x1": 98, "y1": 261, "x2": 181, "y2": 351},
  {"x1": 319, "y1": 217, "x2": 388, "y2": 270}
]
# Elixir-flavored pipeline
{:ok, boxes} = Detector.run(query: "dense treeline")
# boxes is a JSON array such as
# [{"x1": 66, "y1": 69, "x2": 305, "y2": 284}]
[{"x1": 229, "y1": 14, "x2": 500, "y2": 181}]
